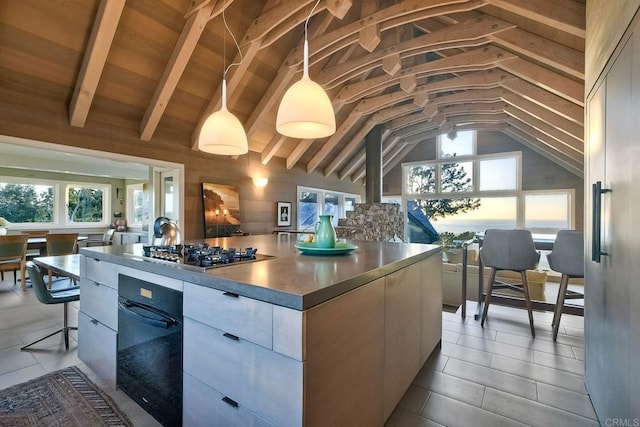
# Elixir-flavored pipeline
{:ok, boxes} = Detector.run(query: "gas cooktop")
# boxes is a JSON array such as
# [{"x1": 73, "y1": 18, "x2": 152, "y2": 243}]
[{"x1": 126, "y1": 243, "x2": 273, "y2": 272}]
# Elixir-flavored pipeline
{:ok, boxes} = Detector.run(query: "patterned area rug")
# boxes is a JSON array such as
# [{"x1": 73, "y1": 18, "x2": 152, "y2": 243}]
[{"x1": 0, "y1": 366, "x2": 132, "y2": 426}]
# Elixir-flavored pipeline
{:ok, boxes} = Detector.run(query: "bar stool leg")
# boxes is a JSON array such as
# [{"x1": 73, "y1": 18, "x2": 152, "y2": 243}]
[
  {"x1": 553, "y1": 274, "x2": 570, "y2": 341},
  {"x1": 520, "y1": 271, "x2": 535, "y2": 337},
  {"x1": 481, "y1": 268, "x2": 497, "y2": 327}
]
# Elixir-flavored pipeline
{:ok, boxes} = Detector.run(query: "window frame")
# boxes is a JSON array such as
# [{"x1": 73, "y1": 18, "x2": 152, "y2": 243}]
[
  {"x1": 126, "y1": 183, "x2": 145, "y2": 228},
  {"x1": 0, "y1": 175, "x2": 111, "y2": 229},
  {"x1": 296, "y1": 186, "x2": 361, "y2": 231}
]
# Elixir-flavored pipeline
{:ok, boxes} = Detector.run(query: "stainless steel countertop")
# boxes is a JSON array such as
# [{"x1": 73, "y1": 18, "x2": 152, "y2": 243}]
[{"x1": 80, "y1": 234, "x2": 441, "y2": 310}]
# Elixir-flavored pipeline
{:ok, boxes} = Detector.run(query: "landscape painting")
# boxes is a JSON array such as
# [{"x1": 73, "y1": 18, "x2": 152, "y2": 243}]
[{"x1": 201, "y1": 183, "x2": 241, "y2": 237}]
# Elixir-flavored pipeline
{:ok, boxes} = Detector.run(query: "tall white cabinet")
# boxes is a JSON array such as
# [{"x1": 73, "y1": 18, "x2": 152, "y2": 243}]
[{"x1": 585, "y1": 10, "x2": 640, "y2": 420}]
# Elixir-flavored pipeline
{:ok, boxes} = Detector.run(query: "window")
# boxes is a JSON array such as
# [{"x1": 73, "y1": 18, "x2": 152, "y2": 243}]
[
  {"x1": 402, "y1": 131, "x2": 574, "y2": 240},
  {"x1": 524, "y1": 190, "x2": 573, "y2": 231},
  {"x1": 297, "y1": 186, "x2": 361, "y2": 230},
  {"x1": 0, "y1": 177, "x2": 110, "y2": 228},
  {"x1": 127, "y1": 183, "x2": 147, "y2": 227},
  {"x1": 0, "y1": 182, "x2": 54, "y2": 224},
  {"x1": 66, "y1": 184, "x2": 105, "y2": 224}
]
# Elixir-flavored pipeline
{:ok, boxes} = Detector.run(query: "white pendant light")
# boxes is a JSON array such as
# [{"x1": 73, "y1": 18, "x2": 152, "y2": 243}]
[
  {"x1": 198, "y1": 79, "x2": 248, "y2": 155},
  {"x1": 197, "y1": 0, "x2": 248, "y2": 156},
  {"x1": 276, "y1": 1, "x2": 335, "y2": 139}
]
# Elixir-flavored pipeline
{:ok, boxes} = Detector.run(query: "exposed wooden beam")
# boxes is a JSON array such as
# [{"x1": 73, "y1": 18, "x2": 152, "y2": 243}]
[
  {"x1": 69, "y1": 0, "x2": 126, "y2": 128},
  {"x1": 359, "y1": 0, "x2": 380, "y2": 52},
  {"x1": 140, "y1": 1, "x2": 220, "y2": 141},
  {"x1": 505, "y1": 128, "x2": 583, "y2": 177},
  {"x1": 443, "y1": 10, "x2": 584, "y2": 79},
  {"x1": 335, "y1": 45, "x2": 513, "y2": 104},
  {"x1": 243, "y1": 0, "x2": 321, "y2": 43},
  {"x1": 318, "y1": 15, "x2": 515, "y2": 88},
  {"x1": 506, "y1": 117, "x2": 583, "y2": 163},
  {"x1": 484, "y1": 0, "x2": 585, "y2": 38},
  {"x1": 498, "y1": 57, "x2": 584, "y2": 106},
  {"x1": 283, "y1": 0, "x2": 485, "y2": 68},
  {"x1": 504, "y1": 106, "x2": 583, "y2": 153}
]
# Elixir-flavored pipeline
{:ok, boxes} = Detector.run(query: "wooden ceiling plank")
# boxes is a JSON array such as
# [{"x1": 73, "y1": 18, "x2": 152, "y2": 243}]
[
  {"x1": 500, "y1": 77, "x2": 584, "y2": 124},
  {"x1": 502, "y1": 91, "x2": 583, "y2": 141},
  {"x1": 69, "y1": 0, "x2": 126, "y2": 128},
  {"x1": 505, "y1": 128, "x2": 583, "y2": 177},
  {"x1": 488, "y1": 28, "x2": 584, "y2": 80},
  {"x1": 306, "y1": 113, "x2": 365, "y2": 173},
  {"x1": 498, "y1": 57, "x2": 584, "y2": 106},
  {"x1": 504, "y1": 106, "x2": 583, "y2": 153},
  {"x1": 283, "y1": 0, "x2": 485, "y2": 68},
  {"x1": 339, "y1": 146, "x2": 366, "y2": 180},
  {"x1": 140, "y1": 1, "x2": 217, "y2": 141},
  {"x1": 506, "y1": 117, "x2": 583, "y2": 163},
  {"x1": 483, "y1": 0, "x2": 585, "y2": 38},
  {"x1": 319, "y1": 15, "x2": 514, "y2": 88}
]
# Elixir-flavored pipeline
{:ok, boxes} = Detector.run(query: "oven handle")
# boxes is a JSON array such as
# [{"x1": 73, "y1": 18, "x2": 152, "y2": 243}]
[{"x1": 118, "y1": 298, "x2": 179, "y2": 329}]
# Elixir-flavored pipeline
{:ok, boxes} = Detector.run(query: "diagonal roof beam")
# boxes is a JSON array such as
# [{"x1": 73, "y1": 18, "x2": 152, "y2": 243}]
[
  {"x1": 69, "y1": 0, "x2": 126, "y2": 128},
  {"x1": 140, "y1": 0, "x2": 230, "y2": 141}
]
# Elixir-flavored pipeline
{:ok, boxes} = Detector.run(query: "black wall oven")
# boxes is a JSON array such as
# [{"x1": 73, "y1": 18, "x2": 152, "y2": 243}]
[{"x1": 117, "y1": 274, "x2": 183, "y2": 426}]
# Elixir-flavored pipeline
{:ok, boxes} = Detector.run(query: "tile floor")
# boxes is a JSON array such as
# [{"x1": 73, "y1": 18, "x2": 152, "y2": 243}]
[{"x1": 0, "y1": 275, "x2": 596, "y2": 426}]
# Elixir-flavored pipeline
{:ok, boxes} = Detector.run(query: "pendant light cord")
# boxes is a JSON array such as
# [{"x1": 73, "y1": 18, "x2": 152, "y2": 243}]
[
  {"x1": 222, "y1": 0, "x2": 242, "y2": 78},
  {"x1": 304, "y1": 0, "x2": 321, "y2": 42}
]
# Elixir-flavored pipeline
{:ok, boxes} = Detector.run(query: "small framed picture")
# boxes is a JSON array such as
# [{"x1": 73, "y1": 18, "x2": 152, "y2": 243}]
[{"x1": 277, "y1": 201, "x2": 292, "y2": 227}]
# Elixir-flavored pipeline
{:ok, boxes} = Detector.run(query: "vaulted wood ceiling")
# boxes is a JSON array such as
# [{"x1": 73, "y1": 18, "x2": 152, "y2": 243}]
[{"x1": 0, "y1": 0, "x2": 585, "y2": 179}]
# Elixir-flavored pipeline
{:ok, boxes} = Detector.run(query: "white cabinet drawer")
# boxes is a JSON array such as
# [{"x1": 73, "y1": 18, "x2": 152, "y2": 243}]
[
  {"x1": 183, "y1": 318, "x2": 303, "y2": 427},
  {"x1": 183, "y1": 372, "x2": 276, "y2": 427},
  {"x1": 184, "y1": 282, "x2": 272, "y2": 349},
  {"x1": 78, "y1": 312, "x2": 116, "y2": 388},
  {"x1": 79, "y1": 278, "x2": 118, "y2": 330},
  {"x1": 84, "y1": 257, "x2": 119, "y2": 289}
]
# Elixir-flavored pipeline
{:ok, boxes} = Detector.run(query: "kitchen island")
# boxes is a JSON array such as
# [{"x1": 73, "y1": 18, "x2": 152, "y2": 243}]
[{"x1": 78, "y1": 234, "x2": 442, "y2": 426}]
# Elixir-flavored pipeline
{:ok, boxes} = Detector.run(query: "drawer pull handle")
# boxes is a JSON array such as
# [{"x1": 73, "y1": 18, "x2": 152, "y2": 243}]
[
  {"x1": 222, "y1": 396, "x2": 238, "y2": 408},
  {"x1": 223, "y1": 291, "x2": 239, "y2": 298},
  {"x1": 90, "y1": 319, "x2": 99, "y2": 325},
  {"x1": 223, "y1": 332, "x2": 239, "y2": 341}
]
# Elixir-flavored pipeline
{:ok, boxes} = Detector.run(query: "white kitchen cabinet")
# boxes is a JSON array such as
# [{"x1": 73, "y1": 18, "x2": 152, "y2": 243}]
[
  {"x1": 78, "y1": 312, "x2": 117, "y2": 387},
  {"x1": 183, "y1": 372, "x2": 276, "y2": 427}
]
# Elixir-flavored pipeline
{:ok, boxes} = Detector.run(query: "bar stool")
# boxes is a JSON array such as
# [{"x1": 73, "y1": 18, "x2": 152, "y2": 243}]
[
  {"x1": 480, "y1": 229, "x2": 540, "y2": 337},
  {"x1": 547, "y1": 230, "x2": 584, "y2": 341}
]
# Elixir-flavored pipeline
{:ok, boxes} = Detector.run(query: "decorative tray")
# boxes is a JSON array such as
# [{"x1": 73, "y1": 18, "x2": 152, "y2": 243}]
[{"x1": 295, "y1": 241, "x2": 358, "y2": 256}]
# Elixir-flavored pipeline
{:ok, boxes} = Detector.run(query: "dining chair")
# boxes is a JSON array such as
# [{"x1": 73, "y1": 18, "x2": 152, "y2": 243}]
[
  {"x1": 0, "y1": 235, "x2": 29, "y2": 291},
  {"x1": 480, "y1": 229, "x2": 540, "y2": 337},
  {"x1": 547, "y1": 230, "x2": 584, "y2": 341},
  {"x1": 21, "y1": 262, "x2": 79, "y2": 351},
  {"x1": 85, "y1": 229, "x2": 115, "y2": 247},
  {"x1": 23, "y1": 229, "x2": 50, "y2": 258},
  {"x1": 45, "y1": 233, "x2": 79, "y2": 287}
]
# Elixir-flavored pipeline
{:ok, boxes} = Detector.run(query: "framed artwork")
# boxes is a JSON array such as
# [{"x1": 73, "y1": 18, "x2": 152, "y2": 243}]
[
  {"x1": 277, "y1": 201, "x2": 292, "y2": 227},
  {"x1": 202, "y1": 183, "x2": 241, "y2": 237}
]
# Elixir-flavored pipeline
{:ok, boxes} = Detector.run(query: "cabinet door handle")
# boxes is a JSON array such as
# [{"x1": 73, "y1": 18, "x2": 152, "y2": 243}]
[
  {"x1": 222, "y1": 396, "x2": 238, "y2": 408},
  {"x1": 90, "y1": 319, "x2": 99, "y2": 325},
  {"x1": 223, "y1": 291, "x2": 239, "y2": 298},
  {"x1": 223, "y1": 332, "x2": 239, "y2": 341},
  {"x1": 592, "y1": 181, "x2": 611, "y2": 263}
]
